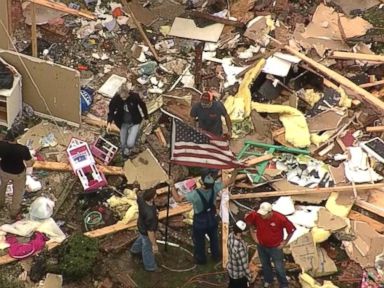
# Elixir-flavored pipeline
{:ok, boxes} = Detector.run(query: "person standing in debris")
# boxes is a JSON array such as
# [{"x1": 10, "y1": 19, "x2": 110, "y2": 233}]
[
  {"x1": 0, "y1": 132, "x2": 34, "y2": 219},
  {"x1": 245, "y1": 202, "x2": 296, "y2": 288},
  {"x1": 107, "y1": 84, "x2": 148, "y2": 159},
  {"x1": 130, "y1": 188, "x2": 159, "y2": 272},
  {"x1": 170, "y1": 170, "x2": 238, "y2": 264},
  {"x1": 190, "y1": 91, "x2": 232, "y2": 139},
  {"x1": 227, "y1": 220, "x2": 252, "y2": 288}
]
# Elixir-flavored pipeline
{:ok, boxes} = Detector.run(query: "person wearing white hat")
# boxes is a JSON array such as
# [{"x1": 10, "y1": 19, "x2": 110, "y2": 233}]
[
  {"x1": 227, "y1": 220, "x2": 252, "y2": 288},
  {"x1": 245, "y1": 202, "x2": 296, "y2": 288}
]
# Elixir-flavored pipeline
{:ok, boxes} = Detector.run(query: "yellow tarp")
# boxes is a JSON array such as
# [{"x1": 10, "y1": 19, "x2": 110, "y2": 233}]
[{"x1": 224, "y1": 59, "x2": 311, "y2": 148}]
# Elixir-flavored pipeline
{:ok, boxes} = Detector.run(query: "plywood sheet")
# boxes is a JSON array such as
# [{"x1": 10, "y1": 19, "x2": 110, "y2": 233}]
[
  {"x1": 316, "y1": 207, "x2": 347, "y2": 231},
  {"x1": 123, "y1": 149, "x2": 168, "y2": 189},
  {"x1": 169, "y1": 17, "x2": 224, "y2": 43},
  {"x1": 307, "y1": 110, "x2": 345, "y2": 133},
  {"x1": 0, "y1": 50, "x2": 81, "y2": 125}
]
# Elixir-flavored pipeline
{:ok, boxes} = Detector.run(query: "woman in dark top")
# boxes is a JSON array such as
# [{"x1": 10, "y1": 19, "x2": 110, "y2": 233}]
[{"x1": 107, "y1": 84, "x2": 148, "y2": 159}]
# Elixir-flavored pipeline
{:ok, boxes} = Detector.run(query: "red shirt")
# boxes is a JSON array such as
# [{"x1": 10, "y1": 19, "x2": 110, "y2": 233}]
[{"x1": 245, "y1": 211, "x2": 296, "y2": 248}]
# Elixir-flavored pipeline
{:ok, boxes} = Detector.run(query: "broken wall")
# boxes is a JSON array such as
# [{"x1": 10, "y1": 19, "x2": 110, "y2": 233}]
[
  {"x1": 0, "y1": 49, "x2": 81, "y2": 125},
  {"x1": 0, "y1": 1, "x2": 10, "y2": 50}
]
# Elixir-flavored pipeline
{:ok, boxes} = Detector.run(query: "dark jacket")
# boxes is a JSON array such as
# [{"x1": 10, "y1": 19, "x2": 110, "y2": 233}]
[{"x1": 107, "y1": 92, "x2": 148, "y2": 128}]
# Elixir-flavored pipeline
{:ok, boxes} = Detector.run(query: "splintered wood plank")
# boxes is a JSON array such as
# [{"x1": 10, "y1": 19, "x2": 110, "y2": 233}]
[
  {"x1": 84, "y1": 203, "x2": 192, "y2": 238},
  {"x1": 230, "y1": 183, "x2": 384, "y2": 200},
  {"x1": 348, "y1": 210, "x2": 384, "y2": 233},
  {"x1": 33, "y1": 161, "x2": 125, "y2": 176}
]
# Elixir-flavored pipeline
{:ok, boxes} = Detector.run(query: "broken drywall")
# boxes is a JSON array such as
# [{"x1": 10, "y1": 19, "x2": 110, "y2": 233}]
[
  {"x1": 316, "y1": 208, "x2": 347, "y2": 231},
  {"x1": 344, "y1": 221, "x2": 384, "y2": 268},
  {"x1": 0, "y1": 50, "x2": 81, "y2": 125}
]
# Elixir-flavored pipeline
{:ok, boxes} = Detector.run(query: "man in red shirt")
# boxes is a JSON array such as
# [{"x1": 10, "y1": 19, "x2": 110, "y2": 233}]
[{"x1": 244, "y1": 202, "x2": 296, "y2": 288}]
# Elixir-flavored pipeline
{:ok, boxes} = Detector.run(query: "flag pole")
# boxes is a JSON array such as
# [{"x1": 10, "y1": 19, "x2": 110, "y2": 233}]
[{"x1": 164, "y1": 117, "x2": 173, "y2": 252}]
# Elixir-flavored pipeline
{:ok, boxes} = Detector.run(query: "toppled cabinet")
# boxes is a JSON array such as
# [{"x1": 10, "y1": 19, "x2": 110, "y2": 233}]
[{"x1": 0, "y1": 58, "x2": 22, "y2": 128}]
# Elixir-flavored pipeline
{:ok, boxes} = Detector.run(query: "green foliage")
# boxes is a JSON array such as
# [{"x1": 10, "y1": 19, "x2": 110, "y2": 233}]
[
  {"x1": 59, "y1": 234, "x2": 99, "y2": 281},
  {"x1": 0, "y1": 264, "x2": 25, "y2": 288}
]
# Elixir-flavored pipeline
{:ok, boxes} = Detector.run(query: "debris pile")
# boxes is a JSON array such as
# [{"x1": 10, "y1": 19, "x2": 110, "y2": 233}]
[{"x1": 0, "y1": 0, "x2": 384, "y2": 287}]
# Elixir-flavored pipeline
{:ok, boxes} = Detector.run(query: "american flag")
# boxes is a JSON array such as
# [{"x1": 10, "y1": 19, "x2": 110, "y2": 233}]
[{"x1": 170, "y1": 118, "x2": 242, "y2": 169}]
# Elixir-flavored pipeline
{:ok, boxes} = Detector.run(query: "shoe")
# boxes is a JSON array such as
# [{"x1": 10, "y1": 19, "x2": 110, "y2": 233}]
[
  {"x1": 130, "y1": 251, "x2": 141, "y2": 258},
  {"x1": 146, "y1": 267, "x2": 163, "y2": 273},
  {"x1": 263, "y1": 282, "x2": 271, "y2": 288},
  {"x1": 195, "y1": 259, "x2": 207, "y2": 265}
]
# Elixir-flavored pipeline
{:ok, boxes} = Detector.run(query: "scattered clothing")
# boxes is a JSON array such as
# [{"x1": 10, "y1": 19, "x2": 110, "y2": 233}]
[{"x1": 6, "y1": 232, "x2": 47, "y2": 259}]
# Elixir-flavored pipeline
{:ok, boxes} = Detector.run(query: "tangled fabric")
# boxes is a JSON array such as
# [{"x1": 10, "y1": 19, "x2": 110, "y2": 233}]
[{"x1": 6, "y1": 232, "x2": 47, "y2": 259}]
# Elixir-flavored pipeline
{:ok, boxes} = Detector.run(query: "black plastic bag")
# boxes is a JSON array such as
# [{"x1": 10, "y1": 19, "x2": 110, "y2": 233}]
[{"x1": 0, "y1": 61, "x2": 14, "y2": 89}]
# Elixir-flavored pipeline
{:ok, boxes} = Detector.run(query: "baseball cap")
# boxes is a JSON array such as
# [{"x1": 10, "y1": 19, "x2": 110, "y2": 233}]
[
  {"x1": 236, "y1": 220, "x2": 247, "y2": 231},
  {"x1": 257, "y1": 202, "x2": 272, "y2": 216}
]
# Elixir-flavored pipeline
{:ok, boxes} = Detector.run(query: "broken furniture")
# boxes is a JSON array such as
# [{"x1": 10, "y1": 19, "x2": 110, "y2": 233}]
[
  {"x1": 0, "y1": 57, "x2": 22, "y2": 128},
  {"x1": 66, "y1": 138, "x2": 107, "y2": 192},
  {"x1": 90, "y1": 136, "x2": 118, "y2": 165},
  {"x1": 237, "y1": 141, "x2": 309, "y2": 183}
]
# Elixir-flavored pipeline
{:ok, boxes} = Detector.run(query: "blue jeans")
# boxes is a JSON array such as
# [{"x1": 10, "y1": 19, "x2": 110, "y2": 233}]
[
  {"x1": 192, "y1": 212, "x2": 219, "y2": 264},
  {"x1": 120, "y1": 123, "x2": 140, "y2": 156},
  {"x1": 257, "y1": 245, "x2": 288, "y2": 288},
  {"x1": 130, "y1": 234, "x2": 157, "y2": 271}
]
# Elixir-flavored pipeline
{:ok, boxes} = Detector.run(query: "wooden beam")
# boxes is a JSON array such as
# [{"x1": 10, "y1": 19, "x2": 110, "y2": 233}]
[
  {"x1": 29, "y1": 0, "x2": 96, "y2": 20},
  {"x1": 82, "y1": 116, "x2": 120, "y2": 134},
  {"x1": 281, "y1": 44, "x2": 384, "y2": 114},
  {"x1": 0, "y1": 203, "x2": 192, "y2": 266},
  {"x1": 366, "y1": 126, "x2": 384, "y2": 133},
  {"x1": 222, "y1": 223, "x2": 229, "y2": 268},
  {"x1": 348, "y1": 210, "x2": 384, "y2": 233},
  {"x1": 33, "y1": 161, "x2": 125, "y2": 176},
  {"x1": 189, "y1": 11, "x2": 245, "y2": 28},
  {"x1": 244, "y1": 154, "x2": 273, "y2": 166},
  {"x1": 360, "y1": 79, "x2": 384, "y2": 88},
  {"x1": 31, "y1": 3, "x2": 37, "y2": 57},
  {"x1": 355, "y1": 199, "x2": 384, "y2": 218},
  {"x1": 230, "y1": 183, "x2": 384, "y2": 200},
  {"x1": 329, "y1": 51, "x2": 384, "y2": 62},
  {"x1": 121, "y1": 0, "x2": 160, "y2": 62},
  {"x1": 84, "y1": 203, "x2": 192, "y2": 238}
]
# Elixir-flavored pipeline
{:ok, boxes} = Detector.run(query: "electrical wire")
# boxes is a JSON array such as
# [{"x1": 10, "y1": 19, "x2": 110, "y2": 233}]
[
  {"x1": 232, "y1": 199, "x2": 253, "y2": 211},
  {"x1": 156, "y1": 240, "x2": 197, "y2": 272},
  {"x1": 181, "y1": 271, "x2": 227, "y2": 288}
]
